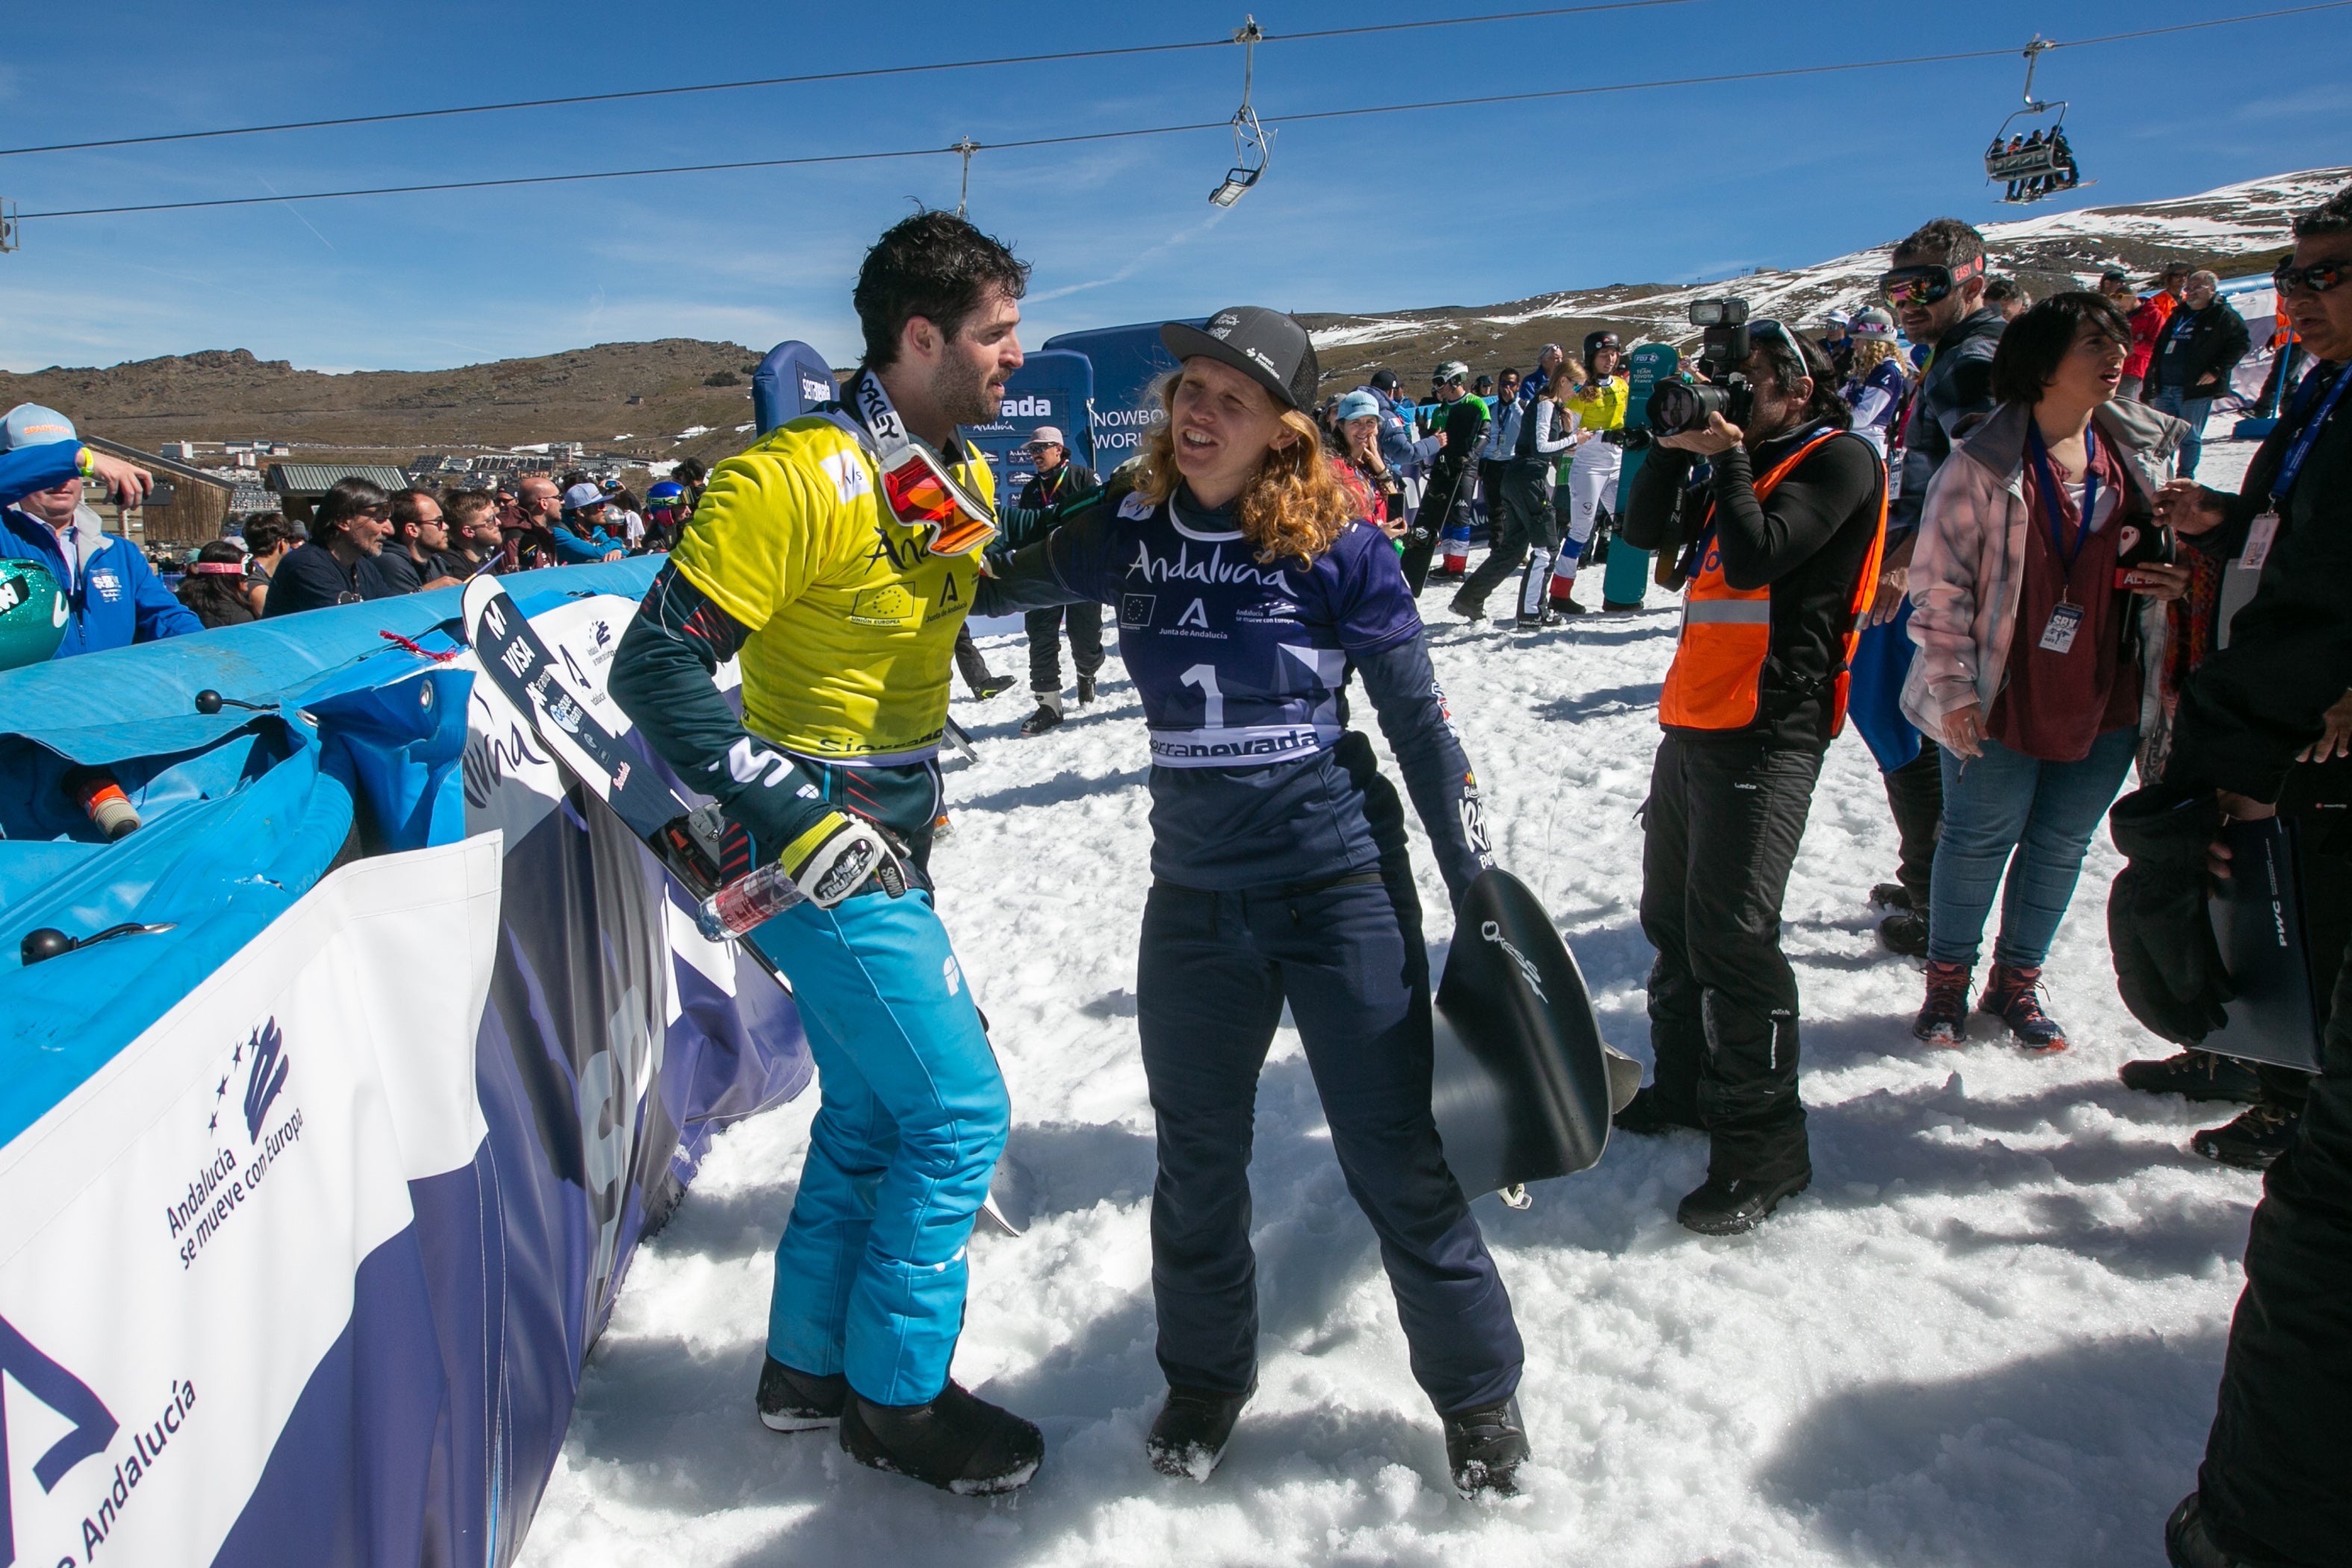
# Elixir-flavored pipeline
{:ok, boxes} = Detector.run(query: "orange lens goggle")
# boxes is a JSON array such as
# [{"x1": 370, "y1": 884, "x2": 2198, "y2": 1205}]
[{"x1": 880, "y1": 448, "x2": 997, "y2": 559}]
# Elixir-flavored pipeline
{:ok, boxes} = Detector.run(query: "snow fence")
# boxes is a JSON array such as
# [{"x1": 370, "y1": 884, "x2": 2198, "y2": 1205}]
[{"x1": 0, "y1": 557, "x2": 811, "y2": 1567}]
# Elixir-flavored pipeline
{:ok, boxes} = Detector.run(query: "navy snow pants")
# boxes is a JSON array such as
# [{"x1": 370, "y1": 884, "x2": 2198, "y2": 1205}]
[{"x1": 1136, "y1": 861, "x2": 1525, "y2": 1416}]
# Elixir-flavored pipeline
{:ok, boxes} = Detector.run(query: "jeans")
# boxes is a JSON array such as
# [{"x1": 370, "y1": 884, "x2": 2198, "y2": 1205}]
[
  {"x1": 1639, "y1": 732, "x2": 1826, "y2": 1182},
  {"x1": 1024, "y1": 601, "x2": 1103, "y2": 693},
  {"x1": 2152, "y1": 385, "x2": 2215, "y2": 478},
  {"x1": 749, "y1": 887, "x2": 1008, "y2": 1407},
  {"x1": 1926, "y1": 727, "x2": 2138, "y2": 970},
  {"x1": 1136, "y1": 863, "x2": 1523, "y2": 1415}
]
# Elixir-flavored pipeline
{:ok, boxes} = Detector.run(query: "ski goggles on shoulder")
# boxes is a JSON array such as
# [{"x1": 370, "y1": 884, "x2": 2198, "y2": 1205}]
[
  {"x1": 877, "y1": 443, "x2": 998, "y2": 559},
  {"x1": 2274, "y1": 258, "x2": 2347, "y2": 296},
  {"x1": 1877, "y1": 255, "x2": 1985, "y2": 306}
]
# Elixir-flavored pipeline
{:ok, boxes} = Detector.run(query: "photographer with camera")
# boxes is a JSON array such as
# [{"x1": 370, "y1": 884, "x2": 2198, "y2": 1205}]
[{"x1": 1610, "y1": 303, "x2": 1886, "y2": 1234}]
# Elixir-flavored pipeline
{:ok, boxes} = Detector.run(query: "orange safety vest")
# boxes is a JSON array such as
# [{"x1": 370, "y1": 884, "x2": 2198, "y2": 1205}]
[{"x1": 1658, "y1": 431, "x2": 1887, "y2": 734}]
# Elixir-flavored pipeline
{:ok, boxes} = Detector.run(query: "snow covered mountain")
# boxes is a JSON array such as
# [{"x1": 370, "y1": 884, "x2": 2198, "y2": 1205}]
[{"x1": 1304, "y1": 164, "x2": 2349, "y2": 385}]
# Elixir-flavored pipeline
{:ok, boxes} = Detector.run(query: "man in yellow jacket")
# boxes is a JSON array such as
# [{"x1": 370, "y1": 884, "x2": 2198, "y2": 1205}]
[{"x1": 610, "y1": 211, "x2": 1043, "y2": 1494}]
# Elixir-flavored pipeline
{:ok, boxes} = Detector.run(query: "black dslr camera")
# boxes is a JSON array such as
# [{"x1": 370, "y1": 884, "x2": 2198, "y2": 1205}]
[{"x1": 1646, "y1": 298, "x2": 1752, "y2": 438}]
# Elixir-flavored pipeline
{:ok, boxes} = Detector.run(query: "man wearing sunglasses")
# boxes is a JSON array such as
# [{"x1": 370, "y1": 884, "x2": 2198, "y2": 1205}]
[
  {"x1": 2144, "y1": 270, "x2": 2251, "y2": 480},
  {"x1": 1851, "y1": 218, "x2": 2007, "y2": 959},
  {"x1": 2118, "y1": 181, "x2": 2352, "y2": 1568},
  {"x1": 610, "y1": 211, "x2": 1042, "y2": 1496}
]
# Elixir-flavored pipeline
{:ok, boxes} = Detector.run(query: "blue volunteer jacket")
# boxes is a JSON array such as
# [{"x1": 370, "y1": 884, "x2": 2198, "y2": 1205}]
[{"x1": 1, "y1": 504, "x2": 203, "y2": 657}]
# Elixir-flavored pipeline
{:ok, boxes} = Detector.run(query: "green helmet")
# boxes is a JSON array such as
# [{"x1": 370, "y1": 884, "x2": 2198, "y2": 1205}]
[{"x1": 0, "y1": 558, "x2": 68, "y2": 671}]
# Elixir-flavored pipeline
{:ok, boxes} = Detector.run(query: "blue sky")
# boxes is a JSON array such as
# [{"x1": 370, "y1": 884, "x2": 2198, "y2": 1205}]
[{"x1": 1, "y1": 0, "x2": 2345, "y2": 373}]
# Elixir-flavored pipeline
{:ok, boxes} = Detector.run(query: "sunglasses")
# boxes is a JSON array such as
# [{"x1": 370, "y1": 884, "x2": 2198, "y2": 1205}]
[
  {"x1": 1878, "y1": 254, "x2": 1986, "y2": 307},
  {"x1": 2274, "y1": 258, "x2": 2347, "y2": 296},
  {"x1": 879, "y1": 445, "x2": 998, "y2": 559}
]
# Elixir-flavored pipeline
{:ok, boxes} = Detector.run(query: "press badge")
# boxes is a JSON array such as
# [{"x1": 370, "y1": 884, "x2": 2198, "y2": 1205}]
[
  {"x1": 2239, "y1": 512, "x2": 2280, "y2": 573},
  {"x1": 2039, "y1": 601, "x2": 2084, "y2": 654}
]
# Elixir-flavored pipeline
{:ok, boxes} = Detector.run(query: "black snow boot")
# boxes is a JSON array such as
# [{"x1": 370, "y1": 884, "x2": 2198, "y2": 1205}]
[
  {"x1": 2165, "y1": 1491, "x2": 2280, "y2": 1567},
  {"x1": 1447, "y1": 589, "x2": 1487, "y2": 622},
  {"x1": 2120, "y1": 1049, "x2": 2264, "y2": 1105},
  {"x1": 1443, "y1": 1396, "x2": 1530, "y2": 1497},
  {"x1": 1020, "y1": 694, "x2": 1066, "y2": 737},
  {"x1": 2191, "y1": 1103, "x2": 2301, "y2": 1171},
  {"x1": 1878, "y1": 907, "x2": 1929, "y2": 957},
  {"x1": 1676, "y1": 1169, "x2": 1811, "y2": 1236},
  {"x1": 1145, "y1": 1384, "x2": 1252, "y2": 1481},
  {"x1": 1077, "y1": 673, "x2": 1097, "y2": 705},
  {"x1": 839, "y1": 1382, "x2": 1044, "y2": 1496},
  {"x1": 756, "y1": 1356, "x2": 847, "y2": 1432},
  {"x1": 1869, "y1": 883, "x2": 1914, "y2": 912},
  {"x1": 1613, "y1": 1085, "x2": 1702, "y2": 1137}
]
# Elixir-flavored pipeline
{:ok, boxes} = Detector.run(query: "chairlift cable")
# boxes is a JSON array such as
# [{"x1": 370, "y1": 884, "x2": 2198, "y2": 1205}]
[
  {"x1": 15, "y1": 1, "x2": 2352, "y2": 221},
  {"x1": 0, "y1": 0, "x2": 1712, "y2": 159}
]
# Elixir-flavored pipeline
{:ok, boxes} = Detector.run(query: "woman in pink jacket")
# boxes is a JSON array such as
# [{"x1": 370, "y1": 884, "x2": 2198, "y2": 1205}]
[{"x1": 1900, "y1": 293, "x2": 2191, "y2": 1051}]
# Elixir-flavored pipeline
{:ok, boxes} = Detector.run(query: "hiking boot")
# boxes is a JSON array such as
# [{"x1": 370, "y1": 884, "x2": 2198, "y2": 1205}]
[
  {"x1": 1613, "y1": 1085, "x2": 1703, "y2": 1137},
  {"x1": 1145, "y1": 1384, "x2": 1251, "y2": 1482},
  {"x1": 1548, "y1": 594, "x2": 1589, "y2": 615},
  {"x1": 1870, "y1": 883, "x2": 1914, "y2": 912},
  {"x1": 1019, "y1": 701, "x2": 1065, "y2": 738},
  {"x1": 1980, "y1": 962, "x2": 2068, "y2": 1054},
  {"x1": 1676, "y1": 1169, "x2": 1811, "y2": 1236},
  {"x1": 1447, "y1": 590, "x2": 1487, "y2": 621},
  {"x1": 1878, "y1": 908, "x2": 1929, "y2": 957},
  {"x1": 2120, "y1": 1050, "x2": 2264, "y2": 1105},
  {"x1": 1913, "y1": 960, "x2": 1972, "y2": 1045},
  {"x1": 1442, "y1": 1396, "x2": 1530, "y2": 1497},
  {"x1": 1077, "y1": 673, "x2": 1098, "y2": 704},
  {"x1": 756, "y1": 1356, "x2": 847, "y2": 1433},
  {"x1": 839, "y1": 1382, "x2": 1043, "y2": 1496},
  {"x1": 966, "y1": 671, "x2": 1015, "y2": 701},
  {"x1": 2192, "y1": 1103, "x2": 2300, "y2": 1171}
]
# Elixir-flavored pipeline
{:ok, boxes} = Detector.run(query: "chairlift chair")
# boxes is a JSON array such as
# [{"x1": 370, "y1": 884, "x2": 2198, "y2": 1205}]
[
  {"x1": 1208, "y1": 16, "x2": 1273, "y2": 208},
  {"x1": 1983, "y1": 38, "x2": 2092, "y2": 205}
]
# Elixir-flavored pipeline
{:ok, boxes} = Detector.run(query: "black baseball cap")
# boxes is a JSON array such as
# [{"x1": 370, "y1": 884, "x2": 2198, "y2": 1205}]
[
  {"x1": 1368, "y1": 368, "x2": 1400, "y2": 393},
  {"x1": 1160, "y1": 306, "x2": 1320, "y2": 413}
]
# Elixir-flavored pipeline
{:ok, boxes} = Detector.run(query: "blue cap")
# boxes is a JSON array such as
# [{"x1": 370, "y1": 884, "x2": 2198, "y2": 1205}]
[
  {"x1": 1334, "y1": 390, "x2": 1381, "y2": 423},
  {"x1": 1, "y1": 404, "x2": 78, "y2": 452},
  {"x1": 561, "y1": 482, "x2": 606, "y2": 512}
]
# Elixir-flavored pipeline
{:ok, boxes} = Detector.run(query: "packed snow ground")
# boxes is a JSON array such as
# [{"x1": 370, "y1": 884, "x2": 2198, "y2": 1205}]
[{"x1": 520, "y1": 442, "x2": 2264, "y2": 1568}]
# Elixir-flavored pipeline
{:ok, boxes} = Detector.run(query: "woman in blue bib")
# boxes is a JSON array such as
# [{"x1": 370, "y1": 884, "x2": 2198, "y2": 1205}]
[{"x1": 979, "y1": 307, "x2": 1529, "y2": 1496}]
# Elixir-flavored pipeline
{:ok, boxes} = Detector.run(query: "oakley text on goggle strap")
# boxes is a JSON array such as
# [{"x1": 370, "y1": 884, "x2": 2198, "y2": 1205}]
[
  {"x1": 1877, "y1": 253, "x2": 1987, "y2": 306},
  {"x1": 2274, "y1": 258, "x2": 2347, "y2": 296}
]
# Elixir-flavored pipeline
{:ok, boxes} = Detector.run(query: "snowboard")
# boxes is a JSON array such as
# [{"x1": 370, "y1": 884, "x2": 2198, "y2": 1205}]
[
  {"x1": 2203, "y1": 816, "x2": 2326, "y2": 1073},
  {"x1": 460, "y1": 575, "x2": 1034, "y2": 1234},
  {"x1": 1428, "y1": 869, "x2": 1639, "y2": 1204}
]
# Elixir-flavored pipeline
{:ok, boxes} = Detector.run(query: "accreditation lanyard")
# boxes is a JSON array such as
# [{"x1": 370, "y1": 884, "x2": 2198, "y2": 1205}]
[
  {"x1": 2240, "y1": 363, "x2": 2348, "y2": 573},
  {"x1": 2024, "y1": 422, "x2": 2098, "y2": 655}
]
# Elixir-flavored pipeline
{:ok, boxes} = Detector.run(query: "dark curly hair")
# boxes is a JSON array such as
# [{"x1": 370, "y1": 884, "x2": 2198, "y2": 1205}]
[
  {"x1": 852, "y1": 210, "x2": 1030, "y2": 370},
  {"x1": 1990, "y1": 291, "x2": 2132, "y2": 405}
]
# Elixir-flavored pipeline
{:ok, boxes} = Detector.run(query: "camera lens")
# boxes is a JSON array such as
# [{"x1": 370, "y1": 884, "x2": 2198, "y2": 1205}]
[{"x1": 1646, "y1": 380, "x2": 1723, "y2": 437}]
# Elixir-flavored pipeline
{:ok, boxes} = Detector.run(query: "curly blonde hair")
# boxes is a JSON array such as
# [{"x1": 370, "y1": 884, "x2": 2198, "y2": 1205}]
[
  {"x1": 1848, "y1": 338, "x2": 1908, "y2": 382},
  {"x1": 1133, "y1": 372, "x2": 1360, "y2": 567}
]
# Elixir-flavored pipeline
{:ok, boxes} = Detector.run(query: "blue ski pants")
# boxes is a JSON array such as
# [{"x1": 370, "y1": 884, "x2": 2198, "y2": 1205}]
[
  {"x1": 747, "y1": 886, "x2": 1007, "y2": 1407},
  {"x1": 1136, "y1": 861, "x2": 1524, "y2": 1416}
]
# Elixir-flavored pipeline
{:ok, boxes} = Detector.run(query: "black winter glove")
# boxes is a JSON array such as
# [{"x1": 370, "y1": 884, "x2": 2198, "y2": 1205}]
[{"x1": 2106, "y1": 785, "x2": 2233, "y2": 1045}]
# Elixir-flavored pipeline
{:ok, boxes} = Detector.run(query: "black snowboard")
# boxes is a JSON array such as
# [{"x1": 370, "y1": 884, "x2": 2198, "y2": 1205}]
[
  {"x1": 2204, "y1": 816, "x2": 2326, "y2": 1073},
  {"x1": 1429, "y1": 868, "x2": 1623, "y2": 1200},
  {"x1": 461, "y1": 576, "x2": 1034, "y2": 1233}
]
